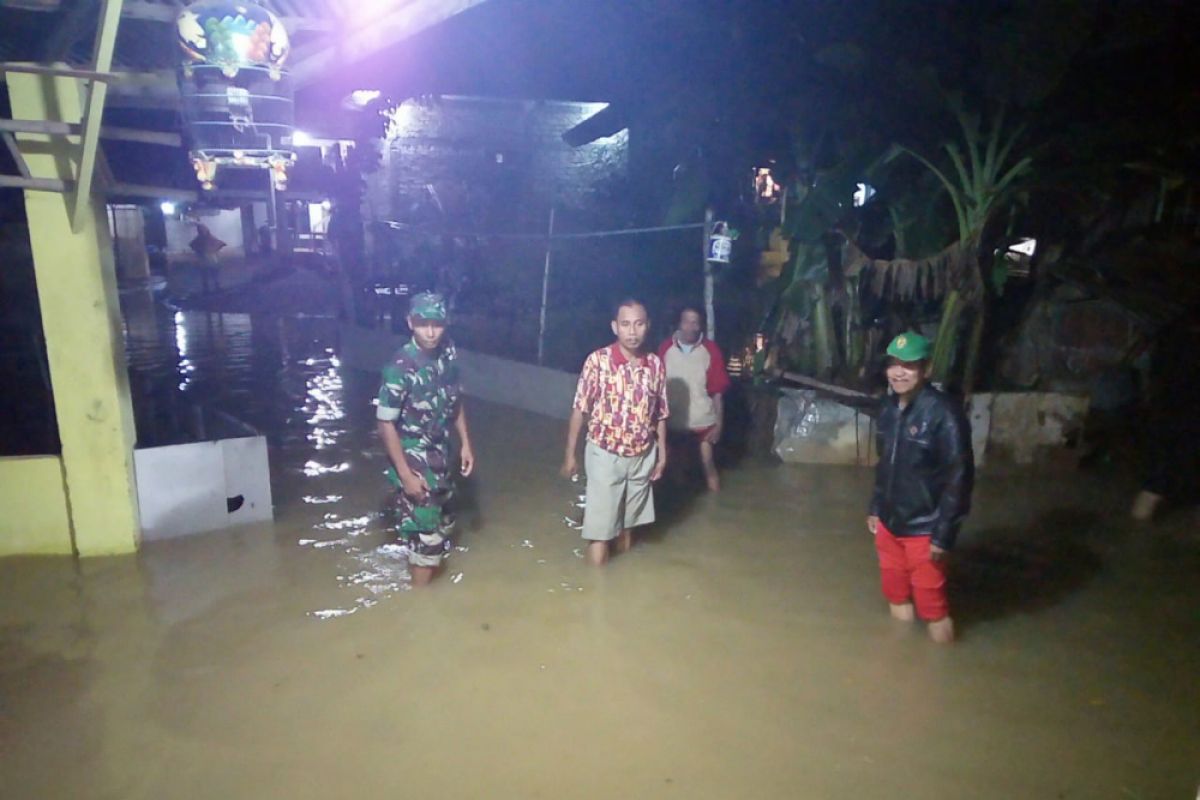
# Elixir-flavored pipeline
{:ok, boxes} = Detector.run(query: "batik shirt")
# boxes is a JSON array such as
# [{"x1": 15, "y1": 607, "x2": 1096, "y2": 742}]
[
  {"x1": 375, "y1": 339, "x2": 461, "y2": 490},
  {"x1": 573, "y1": 344, "x2": 669, "y2": 457}
]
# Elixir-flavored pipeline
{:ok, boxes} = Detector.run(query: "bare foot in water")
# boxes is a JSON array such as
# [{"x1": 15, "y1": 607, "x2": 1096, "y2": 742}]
[{"x1": 928, "y1": 617, "x2": 955, "y2": 644}]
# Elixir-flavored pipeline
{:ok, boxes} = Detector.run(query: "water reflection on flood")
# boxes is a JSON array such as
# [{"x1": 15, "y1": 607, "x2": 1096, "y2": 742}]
[
  {"x1": 0, "y1": 294, "x2": 1196, "y2": 798},
  {"x1": 122, "y1": 292, "x2": 418, "y2": 612}
]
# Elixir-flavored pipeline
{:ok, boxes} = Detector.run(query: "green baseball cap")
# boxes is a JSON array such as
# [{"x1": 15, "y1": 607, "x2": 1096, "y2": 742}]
[
  {"x1": 409, "y1": 291, "x2": 447, "y2": 321},
  {"x1": 886, "y1": 331, "x2": 931, "y2": 361}
]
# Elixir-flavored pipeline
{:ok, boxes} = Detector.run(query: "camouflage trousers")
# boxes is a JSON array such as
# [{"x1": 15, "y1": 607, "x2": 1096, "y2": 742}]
[
  {"x1": 387, "y1": 442, "x2": 457, "y2": 567},
  {"x1": 390, "y1": 484, "x2": 456, "y2": 569}
]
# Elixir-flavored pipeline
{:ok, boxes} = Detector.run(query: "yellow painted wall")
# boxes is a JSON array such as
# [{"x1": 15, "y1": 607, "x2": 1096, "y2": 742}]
[
  {"x1": 0, "y1": 457, "x2": 74, "y2": 556},
  {"x1": 9, "y1": 72, "x2": 141, "y2": 556}
]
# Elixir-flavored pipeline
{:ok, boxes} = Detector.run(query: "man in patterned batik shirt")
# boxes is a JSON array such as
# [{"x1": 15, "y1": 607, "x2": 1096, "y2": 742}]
[
  {"x1": 376, "y1": 291, "x2": 475, "y2": 586},
  {"x1": 562, "y1": 299, "x2": 669, "y2": 566}
]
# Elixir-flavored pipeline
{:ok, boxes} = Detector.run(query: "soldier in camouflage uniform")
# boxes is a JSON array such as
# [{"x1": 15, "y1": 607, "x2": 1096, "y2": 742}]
[{"x1": 375, "y1": 291, "x2": 475, "y2": 586}]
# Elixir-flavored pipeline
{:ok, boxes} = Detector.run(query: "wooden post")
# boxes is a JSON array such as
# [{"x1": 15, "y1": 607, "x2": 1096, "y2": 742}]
[
  {"x1": 536, "y1": 206, "x2": 556, "y2": 366},
  {"x1": 703, "y1": 207, "x2": 715, "y2": 339},
  {"x1": 72, "y1": 0, "x2": 125, "y2": 233}
]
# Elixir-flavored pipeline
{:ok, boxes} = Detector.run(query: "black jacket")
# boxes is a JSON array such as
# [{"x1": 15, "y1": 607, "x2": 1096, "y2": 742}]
[{"x1": 870, "y1": 385, "x2": 974, "y2": 550}]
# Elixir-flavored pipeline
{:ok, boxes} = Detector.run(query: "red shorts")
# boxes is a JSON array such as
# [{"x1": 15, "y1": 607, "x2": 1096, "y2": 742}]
[
  {"x1": 667, "y1": 427, "x2": 716, "y2": 448},
  {"x1": 874, "y1": 520, "x2": 948, "y2": 621}
]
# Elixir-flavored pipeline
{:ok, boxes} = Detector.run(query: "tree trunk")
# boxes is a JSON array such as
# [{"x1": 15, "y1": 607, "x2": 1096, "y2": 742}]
[
  {"x1": 812, "y1": 286, "x2": 836, "y2": 378},
  {"x1": 962, "y1": 303, "x2": 986, "y2": 395},
  {"x1": 931, "y1": 289, "x2": 962, "y2": 383}
]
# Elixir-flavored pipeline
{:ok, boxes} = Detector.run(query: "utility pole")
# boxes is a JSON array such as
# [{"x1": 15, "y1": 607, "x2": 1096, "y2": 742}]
[
  {"x1": 703, "y1": 207, "x2": 716, "y2": 339},
  {"x1": 537, "y1": 206, "x2": 556, "y2": 366}
]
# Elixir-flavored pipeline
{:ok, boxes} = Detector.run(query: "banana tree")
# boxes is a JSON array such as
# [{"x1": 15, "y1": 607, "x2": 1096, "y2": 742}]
[
  {"x1": 894, "y1": 104, "x2": 1033, "y2": 388},
  {"x1": 760, "y1": 143, "x2": 880, "y2": 377}
]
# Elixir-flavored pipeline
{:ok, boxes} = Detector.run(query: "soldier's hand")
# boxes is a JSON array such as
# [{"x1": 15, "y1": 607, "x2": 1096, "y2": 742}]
[
  {"x1": 867, "y1": 515, "x2": 880, "y2": 535},
  {"x1": 400, "y1": 472, "x2": 430, "y2": 501},
  {"x1": 459, "y1": 443, "x2": 476, "y2": 477},
  {"x1": 930, "y1": 543, "x2": 946, "y2": 562}
]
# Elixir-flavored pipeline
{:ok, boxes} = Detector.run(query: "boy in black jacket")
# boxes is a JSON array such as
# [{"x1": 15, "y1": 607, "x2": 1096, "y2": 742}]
[{"x1": 868, "y1": 332, "x2": 973, "y2": 644}]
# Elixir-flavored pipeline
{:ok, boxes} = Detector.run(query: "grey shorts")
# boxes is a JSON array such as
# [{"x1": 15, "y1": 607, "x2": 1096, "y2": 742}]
[{"x1": 582, "y1": 440, "x2": 657, "y2": 541}]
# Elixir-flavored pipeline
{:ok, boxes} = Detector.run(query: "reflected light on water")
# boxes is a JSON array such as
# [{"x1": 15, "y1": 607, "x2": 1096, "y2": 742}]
[
  {"x1": 302, "y1": 460, "x2": 350, "y2": 476},
  {"x1": 315, "y1": 514, "x2": 373, "y2": 532},
  {"x1": 304, "y1": 361, "x2": 344, "y2": 449},
  {"x1": 174, "y1": 312, "x2": 195, "y2": 392},
  {"x1": 177, "y1": 358, "x2": 196, "y2": 392},
  {"x1": 301, "y1": 495, "x2": 343, "y2": 504},
  {"x1": 173, "y1": 311, "x2": 188, "y2": 357}
]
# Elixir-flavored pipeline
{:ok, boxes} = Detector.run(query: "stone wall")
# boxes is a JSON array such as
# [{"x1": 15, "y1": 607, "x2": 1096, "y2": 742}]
[
  {"x1": 772, "y1": 389, "x2": 1089, "y2": 470},
  {"x1": 364, "y1": 96, "x2": 629, "y2": 230}
]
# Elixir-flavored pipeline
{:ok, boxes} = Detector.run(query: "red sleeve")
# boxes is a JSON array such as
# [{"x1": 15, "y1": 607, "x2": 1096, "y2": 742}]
[
  {"x1": 657, "y1": 338, "x2": 673, "y2": 361},
  {"x1": 704, "y1": 340, "x2": 731, "y2": 396}
]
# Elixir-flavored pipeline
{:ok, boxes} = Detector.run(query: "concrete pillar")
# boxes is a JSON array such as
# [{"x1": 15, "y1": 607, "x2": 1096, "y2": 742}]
[{"x1": 10, "y1": 72, "x2": 140, "y2": 555}]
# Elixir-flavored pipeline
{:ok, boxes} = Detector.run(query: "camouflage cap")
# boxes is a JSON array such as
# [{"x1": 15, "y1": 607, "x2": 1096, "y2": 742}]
[
  {"x1": 885, "y1": 331, "x2": 931, "y2": 361},
  {"x1": 409, "y1": 291, "x2": 448, "y2": 321}
]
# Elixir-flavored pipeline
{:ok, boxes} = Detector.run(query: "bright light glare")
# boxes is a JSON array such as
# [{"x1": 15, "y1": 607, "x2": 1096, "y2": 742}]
[
  {"x1": 350, "y1": 89, "x2": 381, "y2": 107},
  {"x1": 161, "y1": 201, "x2": 177, "y2": 215},
  {"x1": 303, "y1": 460, "x2": 350, "y2": 477},
  {"x1": 174, "y1": 311, "x2": 188, "y2": 357},
  {"x1": 1008, "y1": 237, "x2": 1037, "y2": 256},
  {"x1": 385, "y1": 104, "x2": 419, "y2": 140},
  {"x1": 853, "y1": 182, "x2": 877, "y2": 207},
  {"x1": 292, "y1": 130, "x2": 315, "y2": 147}
]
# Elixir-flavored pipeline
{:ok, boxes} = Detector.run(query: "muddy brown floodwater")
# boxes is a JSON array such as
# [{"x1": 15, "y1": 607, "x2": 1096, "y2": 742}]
[{"x1": 2, "y1": 309, "x2": 1198, "y2": 799}]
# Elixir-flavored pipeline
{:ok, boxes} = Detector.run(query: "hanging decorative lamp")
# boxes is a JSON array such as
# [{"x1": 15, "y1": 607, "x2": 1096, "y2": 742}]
[
  {"x1": 176, "y1": 1, "x2": 296, "y2": 191},
  {"x1": 707, "y1": 221, "x2": 737, "y2": 264}
]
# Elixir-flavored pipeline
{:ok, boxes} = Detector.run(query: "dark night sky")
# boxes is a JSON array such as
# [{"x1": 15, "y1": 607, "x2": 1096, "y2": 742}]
[
  {"x1": 301, "y1": 0, "x2": 1200, "y2": 165},
  {"x1": 311, "y1": 1, "x2": 1200, "y2": 100}
]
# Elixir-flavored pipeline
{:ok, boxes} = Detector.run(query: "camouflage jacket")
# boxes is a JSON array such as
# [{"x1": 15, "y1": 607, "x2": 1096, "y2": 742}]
[{"x1": 375, "y1": 339, "x2": 462, "y2": 488}]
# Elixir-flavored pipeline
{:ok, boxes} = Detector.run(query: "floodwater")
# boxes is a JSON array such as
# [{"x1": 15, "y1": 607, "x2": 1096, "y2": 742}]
[{"x1": 2, "y1": 299, "x2": 1199, "y2": 799}]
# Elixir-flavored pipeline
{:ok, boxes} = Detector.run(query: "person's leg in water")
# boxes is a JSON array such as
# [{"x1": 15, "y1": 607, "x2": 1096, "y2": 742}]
[
  {"x1": 397, "y1": 487, "x2": 451, "y2": 587},
  {"x1": 411, "y1": 563, "x2": 436, "y2": 586},
  {"x1": 616, "y1": 444, "x2": 658, "y2": 556},
  {"x1": 586, "y1": 531, "x2": 629, "y2": 566},
  {"x1": 201, "y1": 254, "x2": 220, "y2": 293},
  {"x1": 664, "y1": 431, "x2": 691, "y2": 487},
  {"x1": 614, "y1": 528, "x2": 632, "y2": 554},
  {"x1": 1131, "y1": 489, "x2": 1163, "y2": 521},
  {"x1": 1132, "y1": 424, "x2": 1169, "y2": 521},
  {"x1": 927, "y1": 616, "x2": 955, "y2": 644},
  {"x1": 1131, "y1": 412, "x2": 1189, "y2": 522},
  {"x1": 874, "y1": 521, "x2": 915, "y2": 621},
  {"x1": 907, "y1": 536, "x2": 953, "y2": 644},
  {"x1": 699, "y1": 436, "x2": 720, "y2": 492},
  {"x1": 585, "y1": 540, "x2": 609, "y2": 566},
  {"x1": 582, "y1": 443, "x2": 626, "y2": 567}
]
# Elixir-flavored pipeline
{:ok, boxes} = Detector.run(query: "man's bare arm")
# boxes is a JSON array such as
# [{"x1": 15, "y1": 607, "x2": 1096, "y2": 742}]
[
  {"x1": 455, "y1": 403, "x2": 475, "y2": 476},
  {"x1": 561, "y1": 407, "x2": 586, "y2": 477}
]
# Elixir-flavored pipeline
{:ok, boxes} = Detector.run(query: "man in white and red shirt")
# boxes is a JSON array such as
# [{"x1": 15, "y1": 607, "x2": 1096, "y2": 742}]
[
  {"x1": 658, "y1": 307, "x2": 731, "y2": 491},
  {"x1": 562, "y1": 299, "x2": 669, "y2": 566}
]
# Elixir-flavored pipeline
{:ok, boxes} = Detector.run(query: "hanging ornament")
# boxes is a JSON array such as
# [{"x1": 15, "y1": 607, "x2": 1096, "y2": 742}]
[
  {"x1": 707, "y1": 221, "x2": 739, "y2": 264},
  {"x1": 177, "y1": 0, "x2": 291, "y2": 80},
  {"x1": 176, "y1": 2, "x2": 296, "y2": 191}
]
